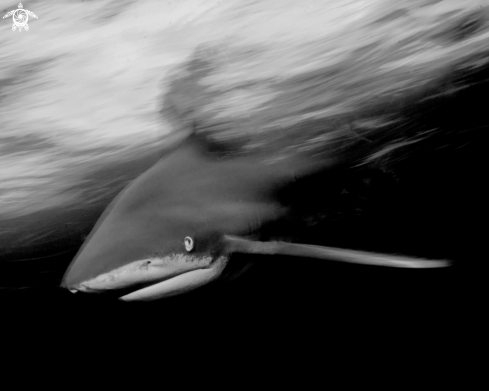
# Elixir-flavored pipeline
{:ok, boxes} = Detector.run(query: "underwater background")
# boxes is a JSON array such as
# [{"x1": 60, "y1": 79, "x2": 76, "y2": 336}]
[{"x1": 1, "y1": 0, "x2": 485, "y2": 355}]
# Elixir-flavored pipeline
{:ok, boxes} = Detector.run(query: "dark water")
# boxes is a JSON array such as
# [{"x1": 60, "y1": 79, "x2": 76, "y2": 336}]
[{"x1": 2, "y1": 261, "x2": 461, "y2": 369}]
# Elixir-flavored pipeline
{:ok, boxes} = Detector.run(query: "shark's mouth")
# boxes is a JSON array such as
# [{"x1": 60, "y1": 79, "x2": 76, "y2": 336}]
[{"x1": 69, "y1": 255, "x2": 229, "y2": 301}]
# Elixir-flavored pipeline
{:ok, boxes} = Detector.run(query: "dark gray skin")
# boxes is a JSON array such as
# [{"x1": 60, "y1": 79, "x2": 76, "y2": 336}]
[{"x1": 62, "y1": 136, "x2": 449, "y2": 301}]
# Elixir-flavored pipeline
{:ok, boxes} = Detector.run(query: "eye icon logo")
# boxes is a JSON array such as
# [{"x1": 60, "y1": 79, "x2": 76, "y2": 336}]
[{"x1": 3, "y1": 3, "x2": 38, "y2": 32}]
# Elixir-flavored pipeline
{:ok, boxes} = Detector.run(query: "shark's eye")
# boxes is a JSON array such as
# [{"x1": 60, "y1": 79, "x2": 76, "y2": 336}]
[{"x1": 184, "y1": 236, "x2": 194, "y2": 252}]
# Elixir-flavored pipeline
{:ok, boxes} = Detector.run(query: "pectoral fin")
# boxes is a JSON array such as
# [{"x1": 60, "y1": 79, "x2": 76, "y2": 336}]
[{"x1": 223, "y1": 236, "x2": 450, "y2": 268}]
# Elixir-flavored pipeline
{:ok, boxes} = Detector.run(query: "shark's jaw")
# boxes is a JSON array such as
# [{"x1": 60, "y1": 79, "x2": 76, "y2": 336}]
[{"x1": 65, "y1": 254, "x2": 230, "y2": 301}]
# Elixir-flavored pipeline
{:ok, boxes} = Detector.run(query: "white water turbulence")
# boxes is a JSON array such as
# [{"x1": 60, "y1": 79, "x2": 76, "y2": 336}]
[
  {"x1": 2, "y1": 0, "x2": 487, "y2": 220},
  {"x1": 0, "y1": 0, "x2": 227, "y2": 220}
]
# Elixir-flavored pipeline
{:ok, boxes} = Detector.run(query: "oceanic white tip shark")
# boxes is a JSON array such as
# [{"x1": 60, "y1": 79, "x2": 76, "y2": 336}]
[{"x1": 61, "y1": 137, "x2": 451, "y2": 301}]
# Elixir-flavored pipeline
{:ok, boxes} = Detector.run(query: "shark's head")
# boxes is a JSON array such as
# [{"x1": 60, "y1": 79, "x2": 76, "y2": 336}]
[{"x1": 61, "y1": 140, "x2": 290, "y2": 301}]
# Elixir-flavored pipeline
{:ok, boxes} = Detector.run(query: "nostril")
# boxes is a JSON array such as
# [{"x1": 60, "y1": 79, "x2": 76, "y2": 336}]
[{"x1": 140, "y1": 260, "x2": 151, "y2": 269}]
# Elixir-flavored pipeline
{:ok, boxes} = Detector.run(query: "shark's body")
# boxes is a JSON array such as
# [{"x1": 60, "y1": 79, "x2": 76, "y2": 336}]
[{"x1": 62, "y1": 135, "x2": 451, "y2": 301}]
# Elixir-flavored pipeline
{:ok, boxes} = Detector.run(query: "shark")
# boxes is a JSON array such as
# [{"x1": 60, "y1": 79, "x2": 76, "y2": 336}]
[{"x1": 61, "y1": 134, "x2": 450, "y2": 301}]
